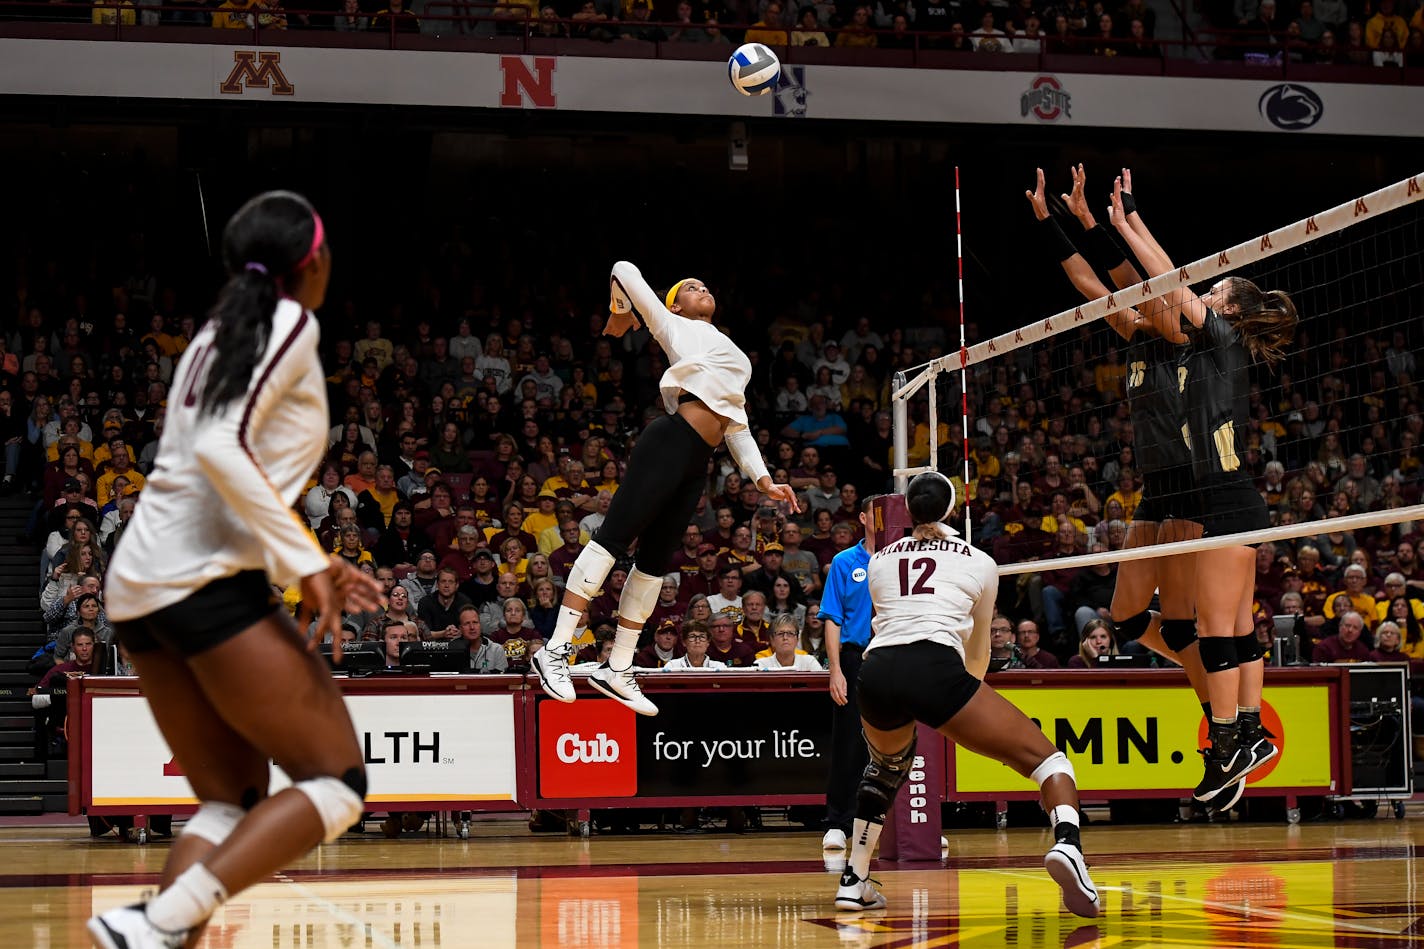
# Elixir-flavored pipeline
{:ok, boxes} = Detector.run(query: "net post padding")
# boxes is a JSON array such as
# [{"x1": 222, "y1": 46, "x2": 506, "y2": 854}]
[
  {"x1": 995, "y1": 504, "x2": 1424, "y2": 577},
  {"x1": 899, "y1": 171, "x2": 1424, "y2": 377}
]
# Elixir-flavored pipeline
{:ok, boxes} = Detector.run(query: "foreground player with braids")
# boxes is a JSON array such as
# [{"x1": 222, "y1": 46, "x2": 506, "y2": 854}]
[
  {"x1": 1108, "y1": 176, "x2": 1297, "y2": 803},
  {"x1": 532, "y1": 264, "x2": 798, "y2": 716},
  {"x1": 835, "y1": 473, "x2": 1098, "y2": 919},
  {"x1": 90, "y1": 191, "x2": 383, "y2": 948}
]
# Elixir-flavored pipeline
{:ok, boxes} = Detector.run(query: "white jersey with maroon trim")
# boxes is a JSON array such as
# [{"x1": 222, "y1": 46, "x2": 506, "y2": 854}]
[
  {"x1": 865, "y1": 524, "x2": 999, "y2": 664},
  {"x1": 106, "y1": 298, "x2": 330, "y2": 621},
  {"x1": 610, "y1": 261, "x2": 768, "y2": 485}
]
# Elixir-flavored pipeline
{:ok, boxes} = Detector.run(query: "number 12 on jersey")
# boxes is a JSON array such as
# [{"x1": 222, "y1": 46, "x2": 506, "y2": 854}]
[{"x1": 898, "y1": 557, "x2": 936, "y2": 596}]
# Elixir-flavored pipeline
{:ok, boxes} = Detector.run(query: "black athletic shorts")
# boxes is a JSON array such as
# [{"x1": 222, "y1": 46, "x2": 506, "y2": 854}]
[
  {"x1": 114, "y1": 570, "x2": 281, "y2": 657},
  {"x1": 1135, "y1": 465, "x2": 1203, "y2": 524},
  {"x1": 856, "y1": 640, "x2": 982, "y2": 731},
  {"x1": 1200, "y1": 478, "x2": 1271, "y2": 541}
]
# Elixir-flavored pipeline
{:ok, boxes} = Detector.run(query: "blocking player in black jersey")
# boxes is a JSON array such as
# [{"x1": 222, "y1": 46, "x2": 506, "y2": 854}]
[
  {"x1": 1026, "y1": 168, "x2": 1212, "y2": 717},
  {"x1": 1108, "y1": 175, "x2": 1297, "y2": 803}
]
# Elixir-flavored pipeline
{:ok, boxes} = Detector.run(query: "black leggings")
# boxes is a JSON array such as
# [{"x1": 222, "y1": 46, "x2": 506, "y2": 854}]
[{"x1": 593, "y1": 412, "x2": 715, "y2": 577}]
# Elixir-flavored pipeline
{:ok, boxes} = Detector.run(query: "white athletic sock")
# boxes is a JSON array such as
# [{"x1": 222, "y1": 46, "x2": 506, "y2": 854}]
[
  {"x1": 609, "y1": 625, "x2": 639, "y2": 671},
  {"x1": 548, "y1": 606, "x2": 584, "y2": 651},
  {"x1": 848, "y1": 817, "x2": 883, "y2": 881},
  {"x1": 145, "y1": 863, "x2": 228, "y2": 932},
  {"x1": 1049, "y1": 804, "x2": 1079, "y2": 829}
]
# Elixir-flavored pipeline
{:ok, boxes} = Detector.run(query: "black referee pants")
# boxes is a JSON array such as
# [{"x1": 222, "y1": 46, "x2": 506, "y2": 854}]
[{"x1": 826, "y1": 644, "x2": 868, "y2": 835}]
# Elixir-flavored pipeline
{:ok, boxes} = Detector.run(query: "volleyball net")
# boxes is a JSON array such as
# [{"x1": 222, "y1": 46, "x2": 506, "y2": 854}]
[{"x1": 890, "y1": 172, "x2": 1424, "y2": 578}]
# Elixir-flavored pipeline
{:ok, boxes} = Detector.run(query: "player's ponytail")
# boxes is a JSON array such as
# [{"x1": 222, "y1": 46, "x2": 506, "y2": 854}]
[
  {"x1": 1223, "y1": 277, "x2": 1298, "y2": 370},
  {"x1": 200, "y1": 190, "x2": 323, "y2": 414},
  {"x1": 906, "y1": 471, "x2": 955, "y2": 540}
]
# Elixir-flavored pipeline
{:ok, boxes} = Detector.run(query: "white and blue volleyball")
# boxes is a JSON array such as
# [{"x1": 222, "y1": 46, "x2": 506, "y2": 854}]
[{"x1": 728, "y1": 43, "x2": 781, "y2": 96}]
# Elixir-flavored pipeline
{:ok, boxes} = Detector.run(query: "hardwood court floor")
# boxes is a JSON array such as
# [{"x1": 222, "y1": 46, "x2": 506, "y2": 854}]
[{"x1": 6, "y1": 813, "x2": 1424, "y2": 947}]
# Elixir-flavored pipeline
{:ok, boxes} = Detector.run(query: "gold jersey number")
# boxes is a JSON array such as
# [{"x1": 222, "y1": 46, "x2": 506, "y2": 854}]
[{"x1": 1213, "y1": 422, "x2": 1240, "y2": 472}]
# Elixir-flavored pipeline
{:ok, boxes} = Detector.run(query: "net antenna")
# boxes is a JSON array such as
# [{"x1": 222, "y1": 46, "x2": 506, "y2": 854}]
[
  {"x1": 891, "y1": 171, "x2": 1424, "y2": 571},
  {"x1": 891, "y1": 165, "x2": 974, "y2": 527}
]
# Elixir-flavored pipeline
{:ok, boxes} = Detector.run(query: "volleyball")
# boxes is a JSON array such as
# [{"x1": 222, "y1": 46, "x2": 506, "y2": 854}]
[{"x1": 728, "y1": 43, "x2": 781, "y2": 96}]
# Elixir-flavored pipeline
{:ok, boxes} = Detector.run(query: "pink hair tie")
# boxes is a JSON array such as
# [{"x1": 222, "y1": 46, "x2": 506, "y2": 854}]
[
  {"x1": 294, "y1": 212, "x2": 325, "y2": 271},
  {"x1": 244, "y1": 262, "x2": 268, "y2": 275}
]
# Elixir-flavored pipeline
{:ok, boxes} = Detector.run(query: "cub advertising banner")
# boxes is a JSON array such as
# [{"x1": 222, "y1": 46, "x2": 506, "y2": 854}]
[
  {"x1": 536, "y1": 690, "x2": 832, "y2": 800},
  {"x1": 85, "y1": 690, "x2": 519, "y2": 808},
  {"x1": 951, "y1": 682, "x2": 1336, "y2": 795}
]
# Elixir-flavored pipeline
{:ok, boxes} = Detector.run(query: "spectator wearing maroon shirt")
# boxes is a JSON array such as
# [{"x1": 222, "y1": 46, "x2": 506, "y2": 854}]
[
  {"x1": 1395, "y1": 540, "x2": 1424, "y2": 595},
  {"x1": 1312, "y1": 610, "x2": 1372, "y2": 663},
  {"x1": 801, "y1": 508, "x2": 839, "y2": 574},
  {"x1": 679, "y1": 544, "x2": 723, "y2": 604},
  {"x1": 646, "y1": 576, "x2": 686, "y2": 633},
  {"x1": 831, "y1": 484, "x2": 863, "y2": 537},
  {"x1": 547, "y1": 520, "x2": 586, "y2": 580},
  {"x1": 427, "y1": 501, "x2": 474, "y2": 554},
  {"x1": 1032, "y1": 453, "x2": 1069, "y2": 500},
  {"x1": 634, "y1": 619, "x2": 686, "y2": 668},
  {"x1": 412, "y1": 481, "x2": 456, "y2": 533},
  {"x1": 439, "y1": 525, "x2": 487, "y2": 582},
  {"x1": 587, "y1": 564, "x2": 628, "y2": 623},
  {"x1": 1253, "y1": 542, "x2": 1285, "y2": 612},
  {"x1": 486, "y1": 504, "x2": 538, "y2": 557},
  {"x1": 1294, "y1": 546, "x2": 1333, "y2": 634},
  {"x1": 1017, "y1": 618, "x2": 1060, "y2": 669},
  {"x1": 667, "y1": 524, "x2": 705, "y2": 585},
  {"x1": 1035, "y1": 522, "x2": 1083, "y2": 637},
  {"x1": 706, "y1": 610, "x2": 755, "y2": 667}
]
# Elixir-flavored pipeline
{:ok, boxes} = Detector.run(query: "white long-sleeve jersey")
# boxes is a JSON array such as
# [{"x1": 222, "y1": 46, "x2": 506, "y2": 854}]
[
  {"x1": 106, "y1": 299, "x2": 331, "y2": 622},
  {"x1": 611, "y1": 261, "x2": 769, "y2": 486},
  {"x1": 864, "y1": 523, "x2": 1000, "y2": 679}
]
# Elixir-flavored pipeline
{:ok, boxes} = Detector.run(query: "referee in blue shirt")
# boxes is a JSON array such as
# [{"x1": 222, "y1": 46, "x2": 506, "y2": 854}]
[{"x1": 818, "y1": 503, "x2": 874, "y2": 850}]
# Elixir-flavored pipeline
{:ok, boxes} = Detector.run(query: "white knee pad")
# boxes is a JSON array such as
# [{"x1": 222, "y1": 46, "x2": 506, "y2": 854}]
[
  {"x1": 566, "y1": 541, "x2": 616, "y2": 602},
  {"x1": 294, "y1": 776, "x2": 365, "y2": 844},
  {"x1": 1031, "y1": 751, "x2": 1075, "y2": 788},
  {"x1": 617, "y1": 568, "x2": 663, "y2": 628},
  {"x1": 181, "y1": 801, "x2": 246, "y2": 847}
]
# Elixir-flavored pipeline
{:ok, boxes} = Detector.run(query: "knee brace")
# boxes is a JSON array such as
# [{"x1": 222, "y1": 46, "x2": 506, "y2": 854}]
[
  {"x1": 294, "y1": 768, "x2": 367, "y2": 844},
  {"x1": 1112, "y1": 610, "x2": 1152, "y2": 643},
  {"x1": 856, "y1": 731, "x2": 918, "y2": 820},
  {"x1": 565, "y1": 541, "x2": 617, "y2": 602},
  {"x1": 1030, "y1": 751, "x2": 1075, "y2": 789},
  {"x1": 1234, "y1": 631, "x2": 1265, "y2": 665},
  {"x1": 1197, "y1": 636, "x2": 1239, "y2": 672},
  {"x1": 1161, "y1": 618, "x2": 1199, "y2": 653},
  {"x1": 181, "y1": 801, "x2": 246, "y2": 847},
  {"x1": 616, "y1": 568, "x2": 663, "y2": 629}
]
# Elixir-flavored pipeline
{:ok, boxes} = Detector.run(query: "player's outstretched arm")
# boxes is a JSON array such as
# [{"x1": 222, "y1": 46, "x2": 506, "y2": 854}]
[
  {"x1": 1118, "y1": 167, "x2": 1176, "y2": 271},
  {"x1": 1064, "y1": 164, "x2": 1142, "y2": 291},
  {"x1": 1108, "y1": 180, "x2": 1208, "y2": 333},
  {"x1": 1026, "y1": 167, "x2": 1135, "y2": 341}
]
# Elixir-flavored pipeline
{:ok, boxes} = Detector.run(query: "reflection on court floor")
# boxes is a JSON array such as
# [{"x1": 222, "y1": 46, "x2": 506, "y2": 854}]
[{"x1": 9, "y1": 822, "x2": 1424, "y2": 947}]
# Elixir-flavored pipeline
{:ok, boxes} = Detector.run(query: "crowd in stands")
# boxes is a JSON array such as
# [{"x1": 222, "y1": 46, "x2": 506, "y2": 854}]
[
  {"x1": 2, "y1": 238, "x2": 1421, "y2": 740},
  {"x1": 7, "y1": 0, "x2": 1422, "y2": 66}
]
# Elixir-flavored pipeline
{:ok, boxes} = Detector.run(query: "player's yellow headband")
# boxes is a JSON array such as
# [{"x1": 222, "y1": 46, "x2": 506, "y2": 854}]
[{"x1": 665, "y1": 278, "x2": 694, "y2": 310}]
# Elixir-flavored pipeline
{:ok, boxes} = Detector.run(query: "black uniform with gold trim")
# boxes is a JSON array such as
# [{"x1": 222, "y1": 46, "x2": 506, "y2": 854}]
[
  {"x1": 1125, "y1": 331, "x2": 1197, "y2": 523},
  {"x1": 1183, "y1": 308, "x2": 1270, "y2": 537}
]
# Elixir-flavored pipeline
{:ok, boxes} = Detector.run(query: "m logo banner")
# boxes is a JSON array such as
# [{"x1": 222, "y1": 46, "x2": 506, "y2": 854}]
[{"x1": 220, "y1": 51, "x2": 295, "y2": 96}]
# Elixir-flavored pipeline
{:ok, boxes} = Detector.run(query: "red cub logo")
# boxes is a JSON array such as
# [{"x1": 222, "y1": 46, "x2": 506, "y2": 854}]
[{"x1": 539, "y1": 699, "x2": 636, "y2": 799}]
